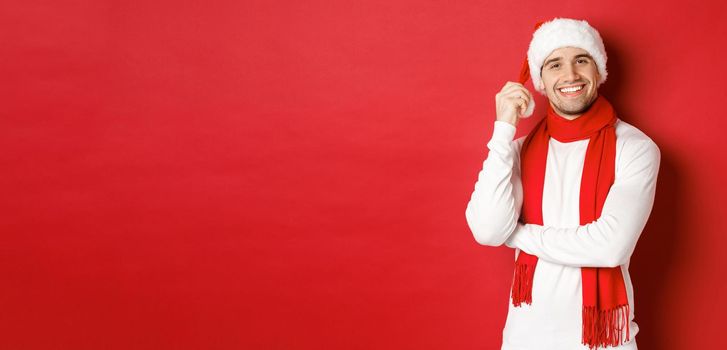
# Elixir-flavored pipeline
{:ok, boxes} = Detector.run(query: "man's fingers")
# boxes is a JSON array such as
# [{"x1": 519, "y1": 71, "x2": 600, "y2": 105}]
[
  {"x1": 495, "y1": 81, "x2": 532, "y2": 125},
  {"x1": 502, "y1": 82, "x2": 525, "y2": 93},
  {"x1": 501, "y1": 84, "x2": 531, "y2": 100},
  {"x1": 507, "y1": 96, "x2": 527, "y2": 115},
  {"x1": 504, "y1": 89, "x2": 530, "y2": 105},
  {"x1": 496, "y1": 81, "x2": 534, "y2": 120}
]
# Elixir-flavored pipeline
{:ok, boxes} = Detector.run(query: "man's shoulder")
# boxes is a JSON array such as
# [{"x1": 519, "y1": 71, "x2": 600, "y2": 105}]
[
  {"x1": 615, "y1": 118, "x2": 659, "y2": 151},
  {"x1": 615, "y1": 118, "x2": 654, "y2": 142},
  {"x1": 614, "y1": 118, "x2": 661, "y2": 171}
]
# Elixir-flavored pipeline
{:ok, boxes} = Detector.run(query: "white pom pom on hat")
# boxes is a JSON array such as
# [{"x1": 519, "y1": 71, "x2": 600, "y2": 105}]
[{"x1": 524, "y1": 17, "x2": 609, "y2": 95}]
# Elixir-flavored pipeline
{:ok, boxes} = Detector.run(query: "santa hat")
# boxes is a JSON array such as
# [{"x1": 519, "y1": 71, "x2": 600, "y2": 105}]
[{"x1": 521, "y1": 17, "x2": 608, "y2": 95}]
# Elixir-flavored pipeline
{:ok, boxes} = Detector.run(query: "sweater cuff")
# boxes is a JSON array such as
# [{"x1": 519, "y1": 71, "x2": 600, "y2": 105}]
[{"x1": 492, "y1": 120, "x2": 516, "y2": 142}]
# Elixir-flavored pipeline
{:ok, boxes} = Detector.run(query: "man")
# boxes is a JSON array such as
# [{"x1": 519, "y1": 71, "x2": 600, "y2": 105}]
[{"x1": 465, "y1": 18, "x2": 660, "y2": 350}]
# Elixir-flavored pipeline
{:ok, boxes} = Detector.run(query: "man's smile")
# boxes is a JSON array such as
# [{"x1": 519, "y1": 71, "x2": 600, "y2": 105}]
[{"x1": 557, "y1": 83, "x2": 587, "y2": 98}]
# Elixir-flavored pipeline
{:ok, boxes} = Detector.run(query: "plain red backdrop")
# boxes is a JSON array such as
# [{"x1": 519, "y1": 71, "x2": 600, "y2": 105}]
[{"x1": 2, "y1": 0, "x2": 727, "y2": 349}]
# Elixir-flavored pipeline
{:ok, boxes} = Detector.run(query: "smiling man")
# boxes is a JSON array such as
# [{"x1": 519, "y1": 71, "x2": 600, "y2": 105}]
[
  {"x1": 540, "y1": 47, "x2": 600, "y2": 118},
  {"x1": 465, "y1": 18, "x2": 661, "y2": 350}
]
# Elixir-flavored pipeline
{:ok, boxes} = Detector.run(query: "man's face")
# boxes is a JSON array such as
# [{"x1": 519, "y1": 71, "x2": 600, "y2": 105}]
[{"x1": 538, "y1": 46, "x2": 601, "y2": 119}]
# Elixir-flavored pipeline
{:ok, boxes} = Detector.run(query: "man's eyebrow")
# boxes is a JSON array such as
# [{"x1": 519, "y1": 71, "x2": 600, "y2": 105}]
[{"x1": 543, "y1": 54, "x2": 594, "y2": 67}]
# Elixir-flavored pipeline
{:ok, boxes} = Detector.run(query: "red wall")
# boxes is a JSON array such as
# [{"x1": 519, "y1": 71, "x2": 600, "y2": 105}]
[{"x1": 2, "y1": 1, "x2": 726, "y2": 349}]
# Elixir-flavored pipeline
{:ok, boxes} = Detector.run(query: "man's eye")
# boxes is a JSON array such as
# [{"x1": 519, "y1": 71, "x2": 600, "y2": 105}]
[
  {"x1": 550, "y1": 64, "x2": 560, "y2": 69},
  {"x1": 577, "y1": 59, "x2": 587, "y2": 64}
]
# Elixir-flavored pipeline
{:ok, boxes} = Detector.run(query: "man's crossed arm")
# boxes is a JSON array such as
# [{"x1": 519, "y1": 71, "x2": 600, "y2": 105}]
[{"x1": 504, "y1": 138, "x2": 661, "y2": 268}]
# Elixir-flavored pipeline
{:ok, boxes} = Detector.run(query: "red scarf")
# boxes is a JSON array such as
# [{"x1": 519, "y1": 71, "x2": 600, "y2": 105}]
[{"x1": 511, "y1": 94, "x2": 630, "y2": 349}]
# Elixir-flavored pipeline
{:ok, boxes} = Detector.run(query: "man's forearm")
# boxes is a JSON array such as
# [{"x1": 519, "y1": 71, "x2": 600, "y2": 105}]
[{"x1": 505, "y1": 139, "x2": 661, "y2": 268}]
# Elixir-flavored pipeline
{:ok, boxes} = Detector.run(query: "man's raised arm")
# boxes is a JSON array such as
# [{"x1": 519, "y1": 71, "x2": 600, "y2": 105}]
[{"x1": 465, "y1": 120, "x2": 524, "y2": 246}]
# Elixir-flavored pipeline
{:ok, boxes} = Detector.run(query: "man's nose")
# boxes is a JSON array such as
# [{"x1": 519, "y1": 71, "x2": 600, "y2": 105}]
[{"x1": 563, "y1": 63, "x2": 581, "y2": 82}]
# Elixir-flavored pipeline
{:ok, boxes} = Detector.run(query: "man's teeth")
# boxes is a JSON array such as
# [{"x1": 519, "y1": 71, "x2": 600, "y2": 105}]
[{"x1": 560, "y1": 85, "x2": 583, "y2": 93}]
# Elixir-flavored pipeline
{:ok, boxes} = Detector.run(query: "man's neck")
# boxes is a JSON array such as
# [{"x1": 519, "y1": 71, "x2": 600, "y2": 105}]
[{"x1": 556, "y1": 111, "x2": 582, "y2": 120}]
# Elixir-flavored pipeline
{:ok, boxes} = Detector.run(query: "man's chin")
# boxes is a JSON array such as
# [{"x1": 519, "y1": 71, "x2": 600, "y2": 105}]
[
  {"x1": 553, "y1": 95, "x2": 596, "y2": 116},
  {"x1": 560, "y1": 104, "x2": 589, "y2": 115}
]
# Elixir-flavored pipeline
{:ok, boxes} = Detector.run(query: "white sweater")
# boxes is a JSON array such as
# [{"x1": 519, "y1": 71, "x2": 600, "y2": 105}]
[{"x1": 465, "y1": 119, "x2": 661, "y2": 350}]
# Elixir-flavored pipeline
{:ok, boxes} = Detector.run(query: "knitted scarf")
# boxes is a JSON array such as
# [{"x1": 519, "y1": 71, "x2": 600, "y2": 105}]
[{"x1": 511, "y1": 93, "x2": 630, "y2": 349}]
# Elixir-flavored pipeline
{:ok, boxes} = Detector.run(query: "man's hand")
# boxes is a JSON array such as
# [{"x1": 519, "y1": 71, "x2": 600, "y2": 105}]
[{"x1": 495, "y1": 81, "x2": 533, "y2": 127}]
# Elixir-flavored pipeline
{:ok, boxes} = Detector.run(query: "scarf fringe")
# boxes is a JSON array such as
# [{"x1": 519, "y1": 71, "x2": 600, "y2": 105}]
[
  {"x1": 582, "y1": 303, "x2": 630, "y2": 350},
  {"x1": 511, "y1": 262, "x2": 535, "y2": 307}
]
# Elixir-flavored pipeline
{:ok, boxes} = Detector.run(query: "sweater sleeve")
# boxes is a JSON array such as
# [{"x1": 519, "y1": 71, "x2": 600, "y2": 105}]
[
  {"x1": 504, "y1": 138, "x2": 661, "y2": 268},
  {"x1": 465, "y1": 121, "x2": 524, "y2": 246}
]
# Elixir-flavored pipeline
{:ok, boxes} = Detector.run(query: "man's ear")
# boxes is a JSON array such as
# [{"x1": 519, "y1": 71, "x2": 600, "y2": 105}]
[{"x1": 593, "y1": 66, "x2": 601, "y2": 85}]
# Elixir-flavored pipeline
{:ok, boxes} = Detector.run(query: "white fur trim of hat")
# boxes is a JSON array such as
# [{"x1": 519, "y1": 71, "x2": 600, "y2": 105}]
[{"x1": 527, "y1": 17, "x2": 608, "y2": 95}]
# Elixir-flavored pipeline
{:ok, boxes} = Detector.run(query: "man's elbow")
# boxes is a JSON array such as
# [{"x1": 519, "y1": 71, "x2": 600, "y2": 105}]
[
  {"x1": 589, "y1": 215, "x2": 641, "y2": 268},
  {"x1": 465, "y1": 206, "x2": 513, "y2": 247},
  {"x1": 472, "y1": 231, "x2": 508, "y2": 246},
  {"x1": 599, "y1": 242, "x2": 634, "y2": 268},
  {"x1": 599, "y1": 256, "x2": 625, "y2": 268}
]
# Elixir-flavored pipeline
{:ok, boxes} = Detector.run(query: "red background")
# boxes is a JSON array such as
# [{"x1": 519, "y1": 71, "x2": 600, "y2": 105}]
[{"x1": 2, "y1": 1, "x2": 727, "y2": 349}]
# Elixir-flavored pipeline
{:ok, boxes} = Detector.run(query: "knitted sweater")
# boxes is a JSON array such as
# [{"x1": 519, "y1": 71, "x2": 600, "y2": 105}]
[{"x1": 465, "y1": 119, "x2": 660, "y2": 350}]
